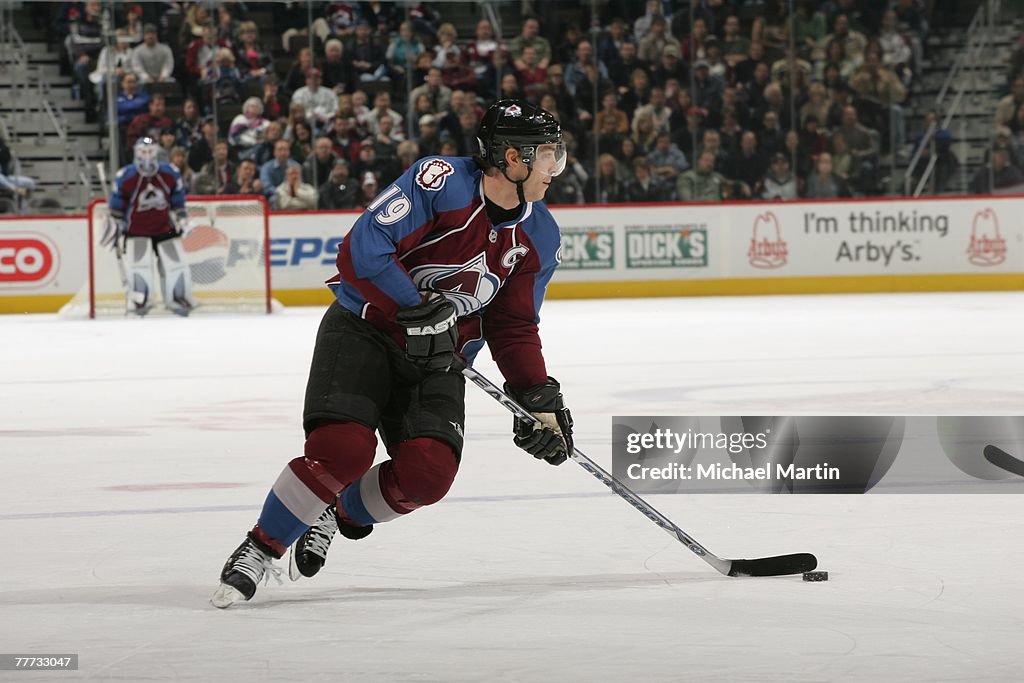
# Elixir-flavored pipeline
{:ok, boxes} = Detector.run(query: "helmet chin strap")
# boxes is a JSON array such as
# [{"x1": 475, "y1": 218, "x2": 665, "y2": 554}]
[{"x1": 501, "y1": 164, "x2": 532, "y2": 205}]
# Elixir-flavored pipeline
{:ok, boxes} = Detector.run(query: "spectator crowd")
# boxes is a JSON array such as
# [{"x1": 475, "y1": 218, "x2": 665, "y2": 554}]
[{"x1": 53, "y1": 0, "x2": 943, "y2": 210}]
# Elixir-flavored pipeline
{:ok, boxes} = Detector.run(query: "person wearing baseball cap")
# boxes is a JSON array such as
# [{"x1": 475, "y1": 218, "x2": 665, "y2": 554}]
[
  {"x1": 131, "y1": 23, "x2": 174, "y2": 84},
  {"x1": 652, "y1": 43, "x2": 687, "y2": 87},
  {"x1": 356, "y1": 170, "x2": 380, "y2": 208},
  {"x1": 691, "y1": 58, "x2": 723, "y2": 111},
  {"x1": 416, "y1": 113, "x2": 441, "y2": 157},
  {"x1": 761, "y1": 152, "x2": 797, "y2": 200}
]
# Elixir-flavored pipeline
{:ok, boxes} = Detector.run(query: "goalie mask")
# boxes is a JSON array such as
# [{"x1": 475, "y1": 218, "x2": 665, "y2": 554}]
[
  {"x1": 134, "y1": 136, "x2": 160, "y2": 177},
  {"x1": 477, "y1": 100, "x2": 565, "y2": 200}
]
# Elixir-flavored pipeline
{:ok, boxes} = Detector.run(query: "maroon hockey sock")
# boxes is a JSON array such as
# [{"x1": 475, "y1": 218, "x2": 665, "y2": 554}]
[
  {"x1": 380, "y1": 437, "x2": 459, "y2": 513},
  {"x1": 298, "y1": 421, "x2": 378, "y2": 501}
]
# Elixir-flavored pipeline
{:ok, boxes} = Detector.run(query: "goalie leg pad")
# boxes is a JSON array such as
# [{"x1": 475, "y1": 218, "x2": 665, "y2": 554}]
[
  {"x1": 125, "y1": 236, "x2": 154, "y2": 315},
  {"x1": 155, "y1": 236, "x2": 197, "y2": 314}
]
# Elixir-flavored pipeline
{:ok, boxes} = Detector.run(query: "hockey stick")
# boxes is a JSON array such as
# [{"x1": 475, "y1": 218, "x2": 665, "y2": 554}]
[
  {"x1": 462, "y1": 366, "x2": 817, "y2": 577},
  {"x1": 96, "y1": 162, "x2": 133, "y2": 298},
  {"x1": 984, "y1": 445, "x2": 1024, "y2": 478}
]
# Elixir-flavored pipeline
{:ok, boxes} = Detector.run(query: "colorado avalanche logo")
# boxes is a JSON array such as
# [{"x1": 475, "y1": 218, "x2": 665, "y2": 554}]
[
  {"x1": 136, "y1": 184, "x2": 170, "y2": 212},
  {"x1": 504, "y1": 104, "x2": 522, "y2": 117},
  {"x1": 415, "y1": 158, "x2": 455, "y2": 191},
  {"x1": 409, "y1": 253, "x2": 501, "y2": 316}
]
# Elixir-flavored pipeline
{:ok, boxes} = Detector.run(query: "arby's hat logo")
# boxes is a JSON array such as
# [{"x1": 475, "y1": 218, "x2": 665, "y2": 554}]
[
  {"x1": 966, "y1": 208, "x2": 1007, "y2": 266},
  {"x1": 748, "y1": 212, "x2": 788, "y2": 269}
]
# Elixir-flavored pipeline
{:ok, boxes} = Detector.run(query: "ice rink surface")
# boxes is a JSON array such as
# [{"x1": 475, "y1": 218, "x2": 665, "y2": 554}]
[{"x1": 2, "y1": 292, "x2": 1023, "y2": 682}]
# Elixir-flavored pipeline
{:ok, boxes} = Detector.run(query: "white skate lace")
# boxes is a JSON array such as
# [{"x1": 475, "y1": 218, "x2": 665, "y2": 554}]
[
  {"x1": 303, "y1": 507, "x2": 339, "y2": 560},
  {"x1": 235, "y1": 541, "x2": 284, "y2": 587},
  {"x1": 263, "y1": 564, "x2": 284, "y2": 587}
]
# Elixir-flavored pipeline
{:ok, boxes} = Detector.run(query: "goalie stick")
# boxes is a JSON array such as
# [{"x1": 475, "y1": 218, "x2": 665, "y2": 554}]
[
  {"x1": 95, "y1": 162, "x2": 131, "y2": 297},
  {"x1": 462, "y1": 366, "x2": 817, "y2": 577},
  {"x1": 984, "y1": 445, "x2": 1024, "y2": 478}
]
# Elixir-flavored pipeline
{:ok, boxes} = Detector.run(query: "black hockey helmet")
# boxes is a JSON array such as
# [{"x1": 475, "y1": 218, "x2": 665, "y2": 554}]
[{"x1": 477, "y1": 99, "x2": 563, "y2": 172}]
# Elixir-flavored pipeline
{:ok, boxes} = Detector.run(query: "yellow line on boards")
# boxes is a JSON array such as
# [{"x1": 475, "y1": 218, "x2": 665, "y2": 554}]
[
  {"x1": 0, "y1": 295, "x2": 76, "y2": 314},
  {"x1": 546, "y1": 274, "x2": 1024, "y2": 299},
  {"x1": 272, "y1": 290, "x2": 336, "y2": 307}
]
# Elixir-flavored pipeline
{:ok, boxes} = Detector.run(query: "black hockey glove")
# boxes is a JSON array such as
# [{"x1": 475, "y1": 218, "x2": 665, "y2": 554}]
[
  {"x1": 506, "y1": 377, "x2": 574, "y2": 466},
  {"x1": 396, "y1": 293, "x2": 459, "y2": 372}
]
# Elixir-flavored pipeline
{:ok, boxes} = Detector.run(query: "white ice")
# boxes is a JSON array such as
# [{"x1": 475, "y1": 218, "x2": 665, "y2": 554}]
[{"x1": 2, "y1": 292, "x2": 1023, "y2": 682}]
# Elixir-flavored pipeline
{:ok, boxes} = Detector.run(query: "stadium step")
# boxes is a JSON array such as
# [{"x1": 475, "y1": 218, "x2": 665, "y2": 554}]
[
  {"x1": 6, "y1": 41, "x2": 57, "y2": 59},
  {"x1": 1, "y1": 101, "x2": 91, "y2": 120},
  {"x1": 0, "y1": 86, "x2": 87, "y2": 111},
  {"x1": 16, "y1": 159, "x2": 103, "y2": 180},
  {"x1": 0, "y1": 61, "x2": 64, "y2": 84},
  {"x1": 11, "y1": 140, "x2": 104, "y2": 159},
  {"x1": 928, "y1": 31, "x2": 1017, "y2": 49},
  {"x1": 3, "y1": 113, "x2": 98, "y2": 136},
  {"x1": 0, "y1": 76, "x2": 74, "y2": 93}
]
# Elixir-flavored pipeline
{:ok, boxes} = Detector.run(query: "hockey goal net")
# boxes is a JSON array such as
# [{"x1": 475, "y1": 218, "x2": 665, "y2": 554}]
[{"x1": 62, "y1": 195, "x2": 274, "y2": 318}]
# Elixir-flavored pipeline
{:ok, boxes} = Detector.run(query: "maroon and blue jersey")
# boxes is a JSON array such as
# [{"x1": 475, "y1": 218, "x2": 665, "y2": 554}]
[
  {"x1": 110, "y1": 162, "x2": 186, "y2": 237},
  {"x1": 329, "y1": 156, "x2": 561, "y2": 389}
]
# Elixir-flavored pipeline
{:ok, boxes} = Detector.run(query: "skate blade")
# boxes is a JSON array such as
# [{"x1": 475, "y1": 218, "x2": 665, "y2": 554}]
[
  {"x1": 210, "y1": 583, "x2": 246, "y2": 609},
  {"x1": 287, "y1": 545, "x2": 302, "y2": 582}
]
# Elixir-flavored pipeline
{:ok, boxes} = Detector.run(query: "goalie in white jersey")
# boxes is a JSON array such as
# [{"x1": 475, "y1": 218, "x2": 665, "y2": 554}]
[{"x1": 100, "y1": 137, "x2": 197, "y2": 316}]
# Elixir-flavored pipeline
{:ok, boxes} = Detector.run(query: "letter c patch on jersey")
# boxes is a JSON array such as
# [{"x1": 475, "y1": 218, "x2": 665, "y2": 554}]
[
  {"x1": 501, "y1": 245, "x2": 529, "y2": 269},
  {"x1": 415, "y1": 158, "x2": 455, "y2": 191}
]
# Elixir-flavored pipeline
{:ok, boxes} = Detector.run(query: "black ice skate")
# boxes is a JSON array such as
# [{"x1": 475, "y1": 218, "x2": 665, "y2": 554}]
[
  {"x1": 211, "y1": 532, "x2": 283, "y2": 608},
  {"x1": 289, "y1": 505, "x2": 340, "y2": 580},
  {"x1": 289, "y1": 503, "x2": 373, "y2": 581}
]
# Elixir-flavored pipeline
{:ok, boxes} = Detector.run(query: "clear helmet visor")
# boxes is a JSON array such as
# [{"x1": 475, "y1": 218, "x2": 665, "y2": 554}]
[{"x1": 532, "y1": 142, "x2": 567, "y2": 177}]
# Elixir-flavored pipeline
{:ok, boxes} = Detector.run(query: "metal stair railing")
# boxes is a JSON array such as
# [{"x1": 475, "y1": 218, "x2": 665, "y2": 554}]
[
  {"x1": 905, "y1": 0, "x2": 1002, "y2": 196},
  {"x1": 2, "y1": 19, "x2": 96, "y2": 212}
]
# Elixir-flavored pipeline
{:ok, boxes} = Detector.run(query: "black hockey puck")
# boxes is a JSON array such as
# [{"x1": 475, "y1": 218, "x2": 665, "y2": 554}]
[{"x1": 803, "y1": 571, "x2": 829, "y2": 582}]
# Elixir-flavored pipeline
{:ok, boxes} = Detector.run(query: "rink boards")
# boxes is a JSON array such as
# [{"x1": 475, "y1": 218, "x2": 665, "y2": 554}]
[{"x1": 2, "y1": 195, "x2": 1023, "y2": 313}]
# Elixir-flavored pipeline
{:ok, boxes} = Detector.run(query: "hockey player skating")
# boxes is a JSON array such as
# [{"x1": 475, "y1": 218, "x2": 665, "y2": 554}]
[
  {"x1": 100, "y1": 137, "x2": 197, "y2": 316},
  {"x1": 212, "y1": 99, "x2": 574, "y2": 608}
]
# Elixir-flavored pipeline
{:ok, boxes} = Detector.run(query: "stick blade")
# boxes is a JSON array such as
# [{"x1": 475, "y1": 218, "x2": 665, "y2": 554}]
[
  {"x1": 984, "y1": 445, "x2": 1024, "y2": 477},
  {"x1": 728, "y1": 553, "x2": 818, "y2": 577}
]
